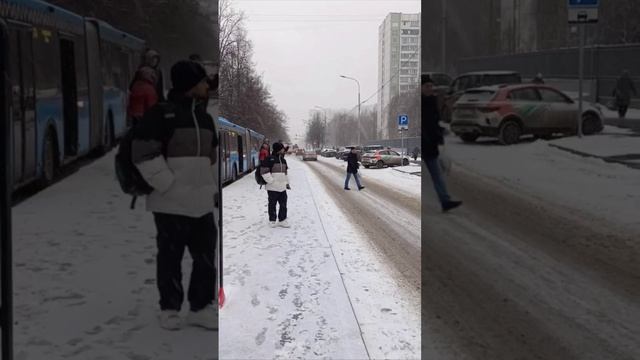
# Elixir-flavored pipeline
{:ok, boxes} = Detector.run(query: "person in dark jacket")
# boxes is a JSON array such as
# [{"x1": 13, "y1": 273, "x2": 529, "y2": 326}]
[
  {"x1": 127, "y1": 66, "x2": 158, "y2": 127},
  {"x1": 132, "y1": 60, "x2": 218, "y2": 331},
  {"x1": 422, "y1": 75, "x2": 461, "y2": 212},
  {"x1": 412, "y1": 146, "x2": 420, "y2": 161},
  {"x1": 614, "y1": 70, "x2": 637, "y2": 119},
  {"x1": 260, "y1": 142, "x2": 291, "y2": 228},
  {"x1": 344, "y1": 147, "x2": 365, "y2": 191}
]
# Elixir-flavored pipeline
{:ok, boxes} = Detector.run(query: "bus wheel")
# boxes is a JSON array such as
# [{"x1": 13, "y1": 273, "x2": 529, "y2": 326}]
[{"x1": 40, "y1": 131, "x2": 58, "y2": 187}]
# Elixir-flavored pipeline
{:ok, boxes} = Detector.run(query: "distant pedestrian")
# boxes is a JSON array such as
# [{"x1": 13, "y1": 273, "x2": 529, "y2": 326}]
[
  {"x1": 261, "y1": 142, "x2": 291, "y2": 228},
  {"x1": 134, "y1": 49, "x2": 166, "y2": 102},
  {"x1": 259, "y1": 142, "x2": 269, "y2": 162},
  {"x1": 422, "y1": 75, "x2": 462, "y2": 213},
  {"x1": 614, "y1": 70, "x2": 637, "y2": 119},
  {"x1": 132, "y1": 60, "x2": 218, "y2": 331},
  {"x1": 127, "y1": 66, "x2": 158, "y2": 127},
  {"x1": 412, "y1": 146, "x2": 420, "y2": 161},
  {"x1": 344, "y1": 147, "x2": 365, "y2": 191},
  {"x1": 532, "y1": 73, "x2": 545, "y2": 84}
]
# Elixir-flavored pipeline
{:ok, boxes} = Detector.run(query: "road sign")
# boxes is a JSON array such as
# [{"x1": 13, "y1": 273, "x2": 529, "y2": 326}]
[
  {"x1": 568, "y1": 0, "x2": 598, "y2": 23},
  {"x1": 398, "y1": 114, "x2": 409, "y2": 130}
]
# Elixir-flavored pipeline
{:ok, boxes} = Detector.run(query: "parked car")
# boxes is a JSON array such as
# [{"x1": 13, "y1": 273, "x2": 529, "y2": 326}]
[
  {"x1": 362, "y1": 145, "x2": 384, "y2": 153},
  {"x1": 321, "y1": 148, "x2": 337, "y2": 157},
  {"x1": 302, "y1": 150, "x2": 318, "y2": 161},
  {"x1": 361, "y1": 150, "x2": 410, "y2": 169},
  {"x1": 450, "y1": 84, "x2": 604, "y2": 145},
  {"x1": 442, "y1": 71, "x2": 522, "y2": 123}
]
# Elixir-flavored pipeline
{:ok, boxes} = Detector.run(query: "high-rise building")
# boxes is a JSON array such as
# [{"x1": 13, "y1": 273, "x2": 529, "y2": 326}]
[{"x1": 377, "y1": 12, "x2": 420, "y2": 139}]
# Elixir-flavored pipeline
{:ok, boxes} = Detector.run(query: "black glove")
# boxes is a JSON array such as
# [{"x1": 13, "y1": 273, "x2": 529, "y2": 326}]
[{"x1": 286, "y1": 184, "x2": 291, "y2": 190}]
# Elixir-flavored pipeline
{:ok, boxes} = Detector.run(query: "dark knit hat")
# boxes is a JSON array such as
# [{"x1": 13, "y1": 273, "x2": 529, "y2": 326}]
[
  {"x1": 171, "y1": 60, "x2": 208, "y2": 93},
  {"x1": 272, "y1": 142, "x2": 285, "y2": 153}
]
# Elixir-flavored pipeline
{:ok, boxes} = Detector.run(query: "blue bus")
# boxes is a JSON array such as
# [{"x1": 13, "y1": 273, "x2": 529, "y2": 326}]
[
  {"x1": 0, "y1": 0, "x2": 145, "y2": 190},
  {"x1": 218, "y1": 117, "x2": 264, "y2": 184}
]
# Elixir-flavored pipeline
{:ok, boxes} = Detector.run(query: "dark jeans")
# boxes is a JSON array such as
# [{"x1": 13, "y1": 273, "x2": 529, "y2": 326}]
[
  {"x1": 153, "y1": 212, "x2": 217, "y2": 312},
  {"x1": 424, "y1": 156, "x2": 451, "y2": 205},
  {"x1": 267, "y1": 190, "x2": 288, "y2": 222},
  {"x1": 344, "y1": 172, "x2": 362, "y2": 189},
  {"x1": 618, "y1": 104, "x2": 629, "y2": 118}
]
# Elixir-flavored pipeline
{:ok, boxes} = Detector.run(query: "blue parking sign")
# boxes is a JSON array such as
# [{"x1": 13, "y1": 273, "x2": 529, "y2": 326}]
[
  {"x1": 398, "y1": 115, "x2": 409, "y2": 125},
  {"x1": 568, "y1": 0, "x2": 598, "y2": 7}
]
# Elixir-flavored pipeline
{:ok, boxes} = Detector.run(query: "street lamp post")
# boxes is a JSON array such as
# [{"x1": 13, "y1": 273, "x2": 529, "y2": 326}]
[{"x1": 339, "y1": 75, "x2": 361, "y2": 145}]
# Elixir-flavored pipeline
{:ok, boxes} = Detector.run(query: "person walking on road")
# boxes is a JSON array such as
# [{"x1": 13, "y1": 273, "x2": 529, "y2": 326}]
[
  {"x1": 614, "y1": 70, "x2": 637, "y2": 119},
  {"x1": 127, "y1": 66, "x2": 158, "y2": 127},
  {"x1": 261, "y1": 142, "x2": 291, "y2": 228},
  {"x1": 132, "y1": 60, "x2": 218, "y2": 331},
  {"x1": 344, "y1": 147, "x2": 365, "y2": 191},
  {"x1": 422, "y1": 75, "x2": 462, "y2": 213},
  {"x1": 412, "y1": 146, "x2": 420, "y2": 161}
]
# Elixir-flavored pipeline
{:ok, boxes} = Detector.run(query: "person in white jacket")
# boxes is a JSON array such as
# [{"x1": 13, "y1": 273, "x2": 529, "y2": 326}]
[{"x1": 260, "y1": 142, "x2": 291, "y2": 228}]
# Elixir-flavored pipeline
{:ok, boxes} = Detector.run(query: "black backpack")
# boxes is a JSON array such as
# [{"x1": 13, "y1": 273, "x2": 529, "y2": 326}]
[
  {"x1": 115, "y1": 103, "x2": 175, "y2": 209},
  {"x1": 254, "y1": 158, "x2": 274, "y2": 188}
]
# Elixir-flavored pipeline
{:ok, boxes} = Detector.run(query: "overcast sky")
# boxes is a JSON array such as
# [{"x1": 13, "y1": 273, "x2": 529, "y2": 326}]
[{"x1": 228, "y1": 0, "x2": 420, "y2": 144}]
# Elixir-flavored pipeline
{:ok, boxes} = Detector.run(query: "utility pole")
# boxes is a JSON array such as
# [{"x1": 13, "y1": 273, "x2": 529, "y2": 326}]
[
  {"x1": 441, "y1": 0, "x2": 446, "y2": 73},
  {"x1": 339, "y1": 75, "x2": 361, "y2": 145}
]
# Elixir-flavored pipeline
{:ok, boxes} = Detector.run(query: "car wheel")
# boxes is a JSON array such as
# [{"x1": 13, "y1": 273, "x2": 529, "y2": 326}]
[
  {"x1": 402, "y1": 158, "x2": 409, "y2": 166},
  {"x1": 499, "y1": 120, "x2": 522, "y2": 145},
  {"x1": 460, "y1": 133, "x2": 479, "y2": 143},
  {"x1": 582, "y1": 113, "x2": 601, "y2": 135},
  {"x1": 376, "y1": 161, "x2": 384, "y2": 169},
  {"x1": 364, "y1": 165, "x2": 370, "y2": 169},
  {"x1": 40, "y1": 131, "x2": 58, "y2": 187}
]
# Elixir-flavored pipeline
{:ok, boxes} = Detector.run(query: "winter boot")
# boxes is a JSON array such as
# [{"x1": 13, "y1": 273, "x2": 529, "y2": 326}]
[
  {"x1": 279, "y1": 220, "x2": 291, "y2": 228},
  {"x1": 186, "y1": 305, "x2": 218, "y2": 330},
  {"x1": 269, "y1": 221, "x2": 277, "y2": 228},
  {"x1": 358, "y1": 186, "x2": 365, "y2": 190},
  {"x1": 442, "y1": 201, "x2": 462, "y2": 213},
  {"x1": 159, "y1": 310, "x2": 182, "y2": 331},
  {"x1": 344, "y1": 187, "x2": 351, "y2": 190}
]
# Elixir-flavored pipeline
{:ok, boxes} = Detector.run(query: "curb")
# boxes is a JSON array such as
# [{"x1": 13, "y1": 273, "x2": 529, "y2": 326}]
[
  {"x1": 391, "y1": 167, "x2": 422, "y2": 177},
  {"x1": 548, "y1": 143, "x2": 640, "y2": 170}
]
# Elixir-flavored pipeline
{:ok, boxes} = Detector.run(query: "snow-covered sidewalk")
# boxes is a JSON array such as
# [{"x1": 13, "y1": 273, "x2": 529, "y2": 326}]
[
  {"x1": 547, "y1": 126, "x2": 640, "y2": 168},
  {"x1": 13, "y1": 151, "x2": 216, "y2": 360},
  {"x1": 219, "y1": 158, "x2": 420, "y2": 359}
]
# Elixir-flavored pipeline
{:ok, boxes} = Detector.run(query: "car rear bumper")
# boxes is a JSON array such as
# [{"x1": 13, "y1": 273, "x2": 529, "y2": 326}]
[{"x1": 451, "y1": 122, "x2": 500, "y2": 137}]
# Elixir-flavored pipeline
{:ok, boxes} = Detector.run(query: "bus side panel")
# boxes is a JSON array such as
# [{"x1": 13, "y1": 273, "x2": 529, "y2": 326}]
[
  {"x1": 74, "y1": 32, "x2": 91, "y2": 156},
  {"x1": 84, "y1": 20, "x2": 103, "y2": 150}
]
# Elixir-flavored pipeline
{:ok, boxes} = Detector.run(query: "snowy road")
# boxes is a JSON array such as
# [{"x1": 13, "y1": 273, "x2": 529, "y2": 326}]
[
  {"x1": 308, "y1": 157, "x2": 421, "y2": 289},
  {"x1": 422, "y1": 162, "x2": 640, "y2": 359}
]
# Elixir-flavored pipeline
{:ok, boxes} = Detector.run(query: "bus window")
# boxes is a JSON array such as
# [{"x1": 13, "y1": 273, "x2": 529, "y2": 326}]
[{"x1": 32, "y1": 28, "x2": 61, "y2": 99}]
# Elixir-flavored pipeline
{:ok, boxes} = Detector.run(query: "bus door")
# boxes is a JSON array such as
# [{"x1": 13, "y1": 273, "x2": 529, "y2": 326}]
[
  {"x1": 59, "y1": 36, "x2": 79, "y2": 157},
  {"x1": 8, "y1": 24, "x2": 36, "y2": 184},
  {"x1": 84, "y1": 20, "x2": 103, "y2": 150},
  {"x1": 220, "y1": 130, "x2": 228, "y2": 182},
  {"x1": 237, "y1": 134, "x2": 244, "y2": 173}
]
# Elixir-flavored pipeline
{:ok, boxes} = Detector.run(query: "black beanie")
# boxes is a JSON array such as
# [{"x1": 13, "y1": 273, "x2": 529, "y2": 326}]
[
  {"x1": 272, "y1": 142, "x2": 284, "y2": 154},
  {"x1": 171, "y1": 60, "x2": 207, "y2": 93}
]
